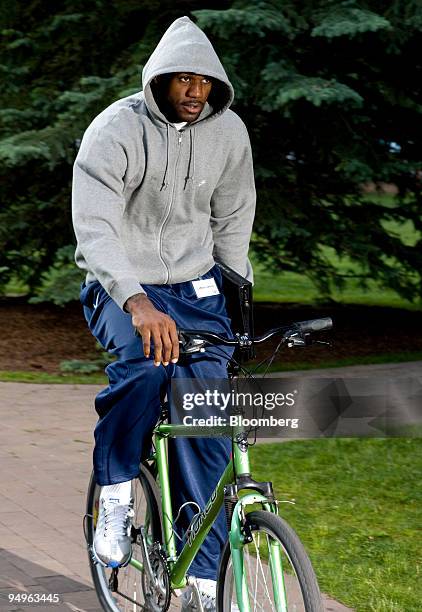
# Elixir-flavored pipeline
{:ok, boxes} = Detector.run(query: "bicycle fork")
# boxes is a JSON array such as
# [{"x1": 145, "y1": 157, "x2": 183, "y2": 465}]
[
  {"x1": 226, "y1": 428, "x2": 288, "y2": 612},
  {"x1": 227, "y1": 492, "x2": 288, "y2": 612}
]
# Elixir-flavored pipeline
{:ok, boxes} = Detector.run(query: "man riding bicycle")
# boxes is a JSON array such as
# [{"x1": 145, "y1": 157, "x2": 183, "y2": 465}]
[{"x1": 72, "y1": 16, "x2": 255, "y2": 610}]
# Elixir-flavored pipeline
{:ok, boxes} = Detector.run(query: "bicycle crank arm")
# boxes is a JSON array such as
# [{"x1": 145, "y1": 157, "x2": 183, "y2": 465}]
[
  {"x1": 139, "y1": 526, "x2": 159, "y2": 588},
  {"x1": 187, "y1": 576, "x2": 205, "y2": 612}
]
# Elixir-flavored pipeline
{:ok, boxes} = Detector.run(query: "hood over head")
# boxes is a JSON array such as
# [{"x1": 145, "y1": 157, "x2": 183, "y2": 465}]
[{"x1": 142, "y1": 16, "x2": 234, "y2": 125}]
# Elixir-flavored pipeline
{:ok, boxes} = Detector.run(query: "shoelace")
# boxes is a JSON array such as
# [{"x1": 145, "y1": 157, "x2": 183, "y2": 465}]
[
  {"x1": 183, "y1": 581, "x2": 216, "y2": 611},
  {"x1": 199, "y1": 591, "x2": 216, "y2": 611},
  {"x1": 102, "y1": 500, "x2": 134, "y2": 539}
]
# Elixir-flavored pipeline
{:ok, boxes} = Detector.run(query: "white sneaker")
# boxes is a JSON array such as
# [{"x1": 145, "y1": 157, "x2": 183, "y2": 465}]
[
  {"x1": 181, "y1": 578, "x2": 216, "y2": 612},
  {"x1": 93, "y1": 483, "x2": 134, "y2": 568}
]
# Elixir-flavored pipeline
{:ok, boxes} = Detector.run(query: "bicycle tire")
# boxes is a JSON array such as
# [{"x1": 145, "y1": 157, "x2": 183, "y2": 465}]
[
  {"x1": 85, "y1": 463, "x2": 163, "y2": 612},
  {"x1": 217, "y1": 510, "x2": 323, "y2": 612}
]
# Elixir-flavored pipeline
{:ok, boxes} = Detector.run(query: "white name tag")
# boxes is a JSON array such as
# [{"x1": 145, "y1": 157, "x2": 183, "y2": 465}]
[{"x1": 192, "y1": 277, "x2": 219, "y2": 298}]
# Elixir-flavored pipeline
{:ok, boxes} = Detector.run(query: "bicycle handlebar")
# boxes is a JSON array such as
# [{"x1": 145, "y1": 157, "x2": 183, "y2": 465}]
[{"x1": 178, "y1": 316, "x2": 333, "y2": 350}]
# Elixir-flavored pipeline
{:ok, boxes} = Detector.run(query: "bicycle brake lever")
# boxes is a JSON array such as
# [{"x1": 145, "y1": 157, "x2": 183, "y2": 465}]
[
  {"x1": 287, "y1": 333, "x2": 330, "y2": 348},
  {"x1": 178, "y1": 333, "x2": 206, "y2": 354},
  {"x1": 286, "y1": 332, "x2": 309, "y2": 348}
]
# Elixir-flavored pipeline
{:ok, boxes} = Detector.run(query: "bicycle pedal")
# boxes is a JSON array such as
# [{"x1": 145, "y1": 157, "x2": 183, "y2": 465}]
[
  {"x1": 87, "y1": 545, "x2": 99, "y2": 565},
  {"x1": 109, "y1": 568, "x2": 119, "y2": 592}
]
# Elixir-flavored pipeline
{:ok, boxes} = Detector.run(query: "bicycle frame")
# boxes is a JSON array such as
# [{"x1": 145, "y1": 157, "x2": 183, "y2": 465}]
[{"x1": 129, "y1": 420, "x2": 287, "y2": 612}]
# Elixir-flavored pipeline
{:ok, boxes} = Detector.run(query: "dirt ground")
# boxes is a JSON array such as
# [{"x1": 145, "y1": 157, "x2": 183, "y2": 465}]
[{"x1": 1, "y1": 297, "x2": 422, "y2": 373}]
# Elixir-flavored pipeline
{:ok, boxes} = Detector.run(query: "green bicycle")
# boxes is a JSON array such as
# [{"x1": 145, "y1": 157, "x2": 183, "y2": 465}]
[{"x1": 85, "y1": 317, "x2": 332, "y2": 612}]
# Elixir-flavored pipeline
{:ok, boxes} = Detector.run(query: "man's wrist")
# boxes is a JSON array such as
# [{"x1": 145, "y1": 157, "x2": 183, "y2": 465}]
[{"x1": 124, "y1": 292, "x2": 150, "y2": 313}]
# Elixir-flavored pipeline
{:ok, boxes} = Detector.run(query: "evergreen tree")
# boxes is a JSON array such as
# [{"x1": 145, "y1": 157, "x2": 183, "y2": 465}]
[
  {"x1": 0, "y1": 0, "x2": 421, "y2": 302},
  {"x1": 0, "y1": 0, "x2": 228, "y2": 296},
  {"x1": 193, "y1": 0, "x2": 422, "y2": 300}
]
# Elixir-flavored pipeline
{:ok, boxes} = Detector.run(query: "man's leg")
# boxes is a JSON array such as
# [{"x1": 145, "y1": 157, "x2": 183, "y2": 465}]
[
  {"x1": 81, "y1": 269, "x2": 233, "y2": 578},
  {"x1": 169, "y1": 362, "x2": 231, "y2": 581},
  {"x1": 143, "y1": 266, "x2": 233, "y2": 582},
  {"x1": 80, "y1": 281, "x2": 172, "y2": 567},
  {"x1": 80, "y1": 280, "x2": 168, "y2": 485}
]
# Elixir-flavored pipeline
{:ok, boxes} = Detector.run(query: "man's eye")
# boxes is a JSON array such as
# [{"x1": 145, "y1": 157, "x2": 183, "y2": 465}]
[{"x1": 180, "y1": 76, "x2": 190, "y2": 83}]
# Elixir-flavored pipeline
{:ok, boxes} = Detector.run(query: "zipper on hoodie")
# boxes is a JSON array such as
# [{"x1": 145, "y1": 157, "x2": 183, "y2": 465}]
[{"x1": 157, "y1": 129, "x2": 183, "y2": 283}]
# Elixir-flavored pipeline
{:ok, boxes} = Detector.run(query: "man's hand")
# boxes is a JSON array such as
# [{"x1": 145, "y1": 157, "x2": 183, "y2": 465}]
[{"x1": 125, "y1": 293, "x2": 179, "y2": 366}]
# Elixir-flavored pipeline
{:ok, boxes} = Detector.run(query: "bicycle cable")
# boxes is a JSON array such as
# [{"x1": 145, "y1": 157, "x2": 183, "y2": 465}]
[
  {"x1": 204, "y1": 344, "x2": 279, "y2": 446},
  {"x1": 172, "y1": 501, "x2": 201, "y2": 543}
]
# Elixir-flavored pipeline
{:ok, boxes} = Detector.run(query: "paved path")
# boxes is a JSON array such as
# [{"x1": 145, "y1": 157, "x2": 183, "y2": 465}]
[
  {"x1": 3, "y1": 360, "x2": 419, "y2": 611},
  {"x1": 272, "y1": 360, "x2": 422, "y2": 379}
]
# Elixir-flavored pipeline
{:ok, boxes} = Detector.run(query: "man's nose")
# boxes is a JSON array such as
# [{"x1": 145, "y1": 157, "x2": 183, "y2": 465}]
[{"x1": 186, "y1": 81, "x2": 203, "y2": 98}]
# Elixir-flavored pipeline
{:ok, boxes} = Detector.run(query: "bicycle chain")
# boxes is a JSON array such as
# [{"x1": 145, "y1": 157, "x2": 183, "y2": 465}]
[{"x1": 141, "y1": 542, "x2": 171, "y2": 612}]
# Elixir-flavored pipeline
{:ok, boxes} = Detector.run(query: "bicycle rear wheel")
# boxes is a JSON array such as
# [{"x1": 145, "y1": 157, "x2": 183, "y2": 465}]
[
  {"x1": 85, "y1": 463, "x2": 162, "y2": 612},
  {"x1": 217, "y1": 510, "x2": 323, "y2": 612}
]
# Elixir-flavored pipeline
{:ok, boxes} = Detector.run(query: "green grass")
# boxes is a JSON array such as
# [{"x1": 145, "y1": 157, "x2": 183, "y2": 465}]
[
  {"x1": 1, "y1": 352, "x2": 422, "y2": 384},
  {"x1": 250, "y1": 439, "x2": 421, "y2": 611},
  {"x1": 253, "y1": 259, "x2": 422, "y2": 310},
  {"x1": 0, "y1": 370, "x2": 107, "y2": 384},
  {"x1": 250, "y1": 351, "x2": 422, "y2": 373},
  {"x1": 252, "y1": 199, "x2": 422, "y2": 309}
]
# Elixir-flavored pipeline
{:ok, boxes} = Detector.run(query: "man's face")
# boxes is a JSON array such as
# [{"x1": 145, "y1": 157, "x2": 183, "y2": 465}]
[{"x1": 165, "y1": 73, "x2": 212, "y2": 122}]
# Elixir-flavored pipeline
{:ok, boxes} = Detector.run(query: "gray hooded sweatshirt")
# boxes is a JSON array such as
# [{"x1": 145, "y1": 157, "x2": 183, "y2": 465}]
[{"x1": 72, "y1": 16, "x2": 256, "y2": 310}]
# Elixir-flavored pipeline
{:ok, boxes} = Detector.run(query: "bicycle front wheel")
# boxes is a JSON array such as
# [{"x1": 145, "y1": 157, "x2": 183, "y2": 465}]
[
  {"x1": 217, "y1": 510, "x2": 323, "y2": 612},
  {"x1": 85, "y1": 463, "x2": 162, "y2": 612}
]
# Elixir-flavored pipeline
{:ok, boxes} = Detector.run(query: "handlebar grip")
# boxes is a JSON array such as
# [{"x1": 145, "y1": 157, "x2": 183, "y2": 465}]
[{"x1": 296, "y1": 317, "x2": 333, "y2": 333}]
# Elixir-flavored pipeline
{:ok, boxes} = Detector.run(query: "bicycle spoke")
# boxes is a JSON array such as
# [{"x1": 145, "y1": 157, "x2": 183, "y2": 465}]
[
  {"x1": 87, "y1": 468, "x2": 165, "y2": 612},
  {"x1": 220, "y1": 512, "x2": 323, "y2": 612},
  {"x1": 253, "y1": 535, "x2": 259, "y2": 612}
]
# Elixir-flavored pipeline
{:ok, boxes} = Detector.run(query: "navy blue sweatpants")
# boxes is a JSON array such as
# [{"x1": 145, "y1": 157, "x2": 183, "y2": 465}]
[{"x1": 80, "y1": 265, "x2": 232, "y2": 580}]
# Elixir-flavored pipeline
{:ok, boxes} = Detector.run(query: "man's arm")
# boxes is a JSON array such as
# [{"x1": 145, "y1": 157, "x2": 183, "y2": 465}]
[
  {"x1": 72, "y1": 117, "x2": 145, "y2": 308},
  {"x1": 210, "y1": 119, "x2": 256, "y2": 281},
  {"x1": 125, "y1": 293, "x2": 179, "y2": 366},
  {"x1": 72, "y1": 118, "x2": 178, "y2": 365}
]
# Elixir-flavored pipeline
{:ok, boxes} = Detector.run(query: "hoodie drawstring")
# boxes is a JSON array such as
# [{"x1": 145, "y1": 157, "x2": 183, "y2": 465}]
[
  {"x1": 160, "y1": 124, "x2": 170, "y2": 191},
  {"x1": 161, "y1": 125, "x2": 195, "y2": 192},
  {"x1": 183, "y1": 128, "x2": 195, "y2": 190}
]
